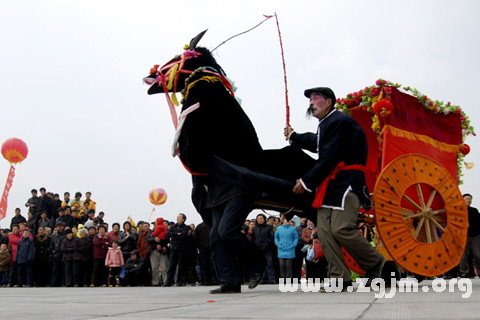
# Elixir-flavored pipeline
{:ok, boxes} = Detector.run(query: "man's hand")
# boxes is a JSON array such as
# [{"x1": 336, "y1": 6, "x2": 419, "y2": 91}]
[
  {"x1": 293, "y1": 179, "x2": 305, "y2": 194},
  {"x1": 284, "y1": 126, "x2": 294, "y2": 140}
]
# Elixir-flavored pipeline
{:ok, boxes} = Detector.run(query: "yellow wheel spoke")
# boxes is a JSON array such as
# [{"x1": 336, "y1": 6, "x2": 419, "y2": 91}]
[
  {"x1": 401, "y1": 207, "x2": 415, "y2": 215},
  {"x1": 432, "y1": 209, "x2": 446, "y2": 215},
  {"x1": 430, "y1": 217, "x2": 446, "y2": 232},
  {"x1": 426, "y1": 189, "x2": 437, "y2": 209},
  {"x1": 414, "y1": 217, "x2": 426, "y2": 239},
  {"x1": 416, "y1": 184, "x2": 426, "y2": 209},
  {"x1": 403, "y1": 211, "x2": 423, "y2": 220},
  {"x1": 430, "y1": 220, "x2": 440, "y2": 242},
  {"x1": 404, "y1": 194, "x2": 423, "y2": 211},
  {"x1": 424, "y1": 217, "x2": 433, "y2": 243}
]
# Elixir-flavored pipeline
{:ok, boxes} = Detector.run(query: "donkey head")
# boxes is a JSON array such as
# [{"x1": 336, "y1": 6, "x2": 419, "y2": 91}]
[{"x1": 144, "y1": 30, "x2": 226, "y2": 95}]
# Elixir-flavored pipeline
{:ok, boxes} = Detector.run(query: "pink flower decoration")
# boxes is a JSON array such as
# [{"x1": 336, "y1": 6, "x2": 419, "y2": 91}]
[{"x1": 183, "y1": 50, "x2": 202, "y2": 59}]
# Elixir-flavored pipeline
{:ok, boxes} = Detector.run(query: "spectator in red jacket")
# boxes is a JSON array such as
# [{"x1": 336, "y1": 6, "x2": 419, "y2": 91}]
[
  {"x1": 91, "y1": 225, "x2": 111, "y2": 287},
  {"x1": 8, "y1": 225, "x2": 22, "y2": 286},
  {"x1": 107, "y1": 223, "x2": 121, "y2": 242}
]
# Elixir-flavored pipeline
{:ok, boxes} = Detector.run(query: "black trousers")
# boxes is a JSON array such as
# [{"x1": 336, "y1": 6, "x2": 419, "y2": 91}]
[
  {"x1": 123, "y1": 269, "x2": 142, "y2": 286},
  {"x1": 64, "y1": 260, "x2": 74, "y2": 287},
  {"x1": 210, "y1": 196, "x2": 262, "y2": 287},
  {"x1": 108, "y1": 267, "x2": 121, "y2": 286},
  {"x1": 305, "y1": 258, "x2": 328, "y2": 282},
  {"x1": 8, "y1": 262, "x2": 17, "y2": 286},
  {"x1": 84, "y1": 259, "x2": 93, "y2": 286},
  {"x1": 50, "y1": 257, "x2": 64, "y2": 287},
  {"x1": 198, "y1": 246, "x2": 216, "y2": 284},
  {"x1": 92, "y1": 258, "x2": 107, "y2": 286},
  {"x1": 292, "y1": 247, "x2": 304, "y2": 281},
  {"x1": 73, "y1": 260, "x2": 88, "y2": 286},
  {"x1": 166, "y1": 250, "x2": 187, "y2": 285},
  {"x1": 17, "y1": 262, "x2": 33, "y2": 286},
  {"x1": 34, "y1": 259, "x2": 51, "y2": 287}
]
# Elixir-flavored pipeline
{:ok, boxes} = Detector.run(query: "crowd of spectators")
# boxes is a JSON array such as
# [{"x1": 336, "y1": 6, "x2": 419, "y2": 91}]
[{"x1": 0, "y1": 188, "x2": 328, "y2": 288}]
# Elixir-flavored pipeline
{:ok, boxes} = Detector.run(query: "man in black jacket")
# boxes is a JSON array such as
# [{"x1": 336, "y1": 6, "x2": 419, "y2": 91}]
[
  {"x1": 252, "y1": 213, "x2": 276, "y2": 284},
  {"x1": 35, "y1": 188, "x2": 53, "y2": 234},
  {"x1": 459, "y1": 193, "x2": 480, "y2": 277},
  {"x1": 164, "y1": 213, "x2": 191, "y2": 287},
  {"x1": 50, "y1": 221, "x2": 66, "y2": 287},
  {"x1": 123, "y1": 250, "x2": 145, "y2": 286},
  {"x1": 25, "y1": 189, "x2": 39, "y2": 216},
  {"x1": 195, "y1": 222, "x2": 217, "y2": 285},
  {"x1": 10, "y1": 208, "x2": 26, "y2": 230},
  {"x1": 285, "y1": 86, "x2": 383, "y2": 288}
]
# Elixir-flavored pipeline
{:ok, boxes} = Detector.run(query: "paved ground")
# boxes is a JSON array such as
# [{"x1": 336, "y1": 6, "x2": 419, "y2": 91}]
[{"x1": 1, "y1": 279, "x2": 479, "y2": 320}]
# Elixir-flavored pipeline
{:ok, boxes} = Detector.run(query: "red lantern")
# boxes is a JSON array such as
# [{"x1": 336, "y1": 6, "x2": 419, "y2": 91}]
[
  {"x1": 149, "y1": 188, "x2": 167, "y2": 206},
  {"x1": 1, "y1": 138, "x2": 28, "y2": 164},
  {"x1": 0, "y1": 138, "x2": 28, "y2": 221},
  {"x1": 460, "y1": 143, "x2": 470, "y2": 155}
]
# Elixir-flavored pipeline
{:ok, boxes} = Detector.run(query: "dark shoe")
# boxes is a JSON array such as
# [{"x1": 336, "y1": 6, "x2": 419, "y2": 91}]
[
  {"x1": 365, "y1": 256, "x2": 385, "y2": 286},
  {"x1": 248, "y1": 273, "x2": 262, "y2": 289},
  {"x1": 209, "y1": 285, "x2": 241, "y2": 294},
  {"x1": 163, "y1": 283, "x2": 173, "y2": 287}
]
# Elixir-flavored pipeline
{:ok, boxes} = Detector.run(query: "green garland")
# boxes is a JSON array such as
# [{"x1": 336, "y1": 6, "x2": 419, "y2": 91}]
[
  {"x1": 335, "y1": 79, "x2": 475, "y2": 184},
  {"x1": 335, "y1": 79, "x2": 475, "y2": 139}
]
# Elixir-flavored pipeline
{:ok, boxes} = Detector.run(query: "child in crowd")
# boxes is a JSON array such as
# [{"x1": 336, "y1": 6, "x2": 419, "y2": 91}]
[
  {"x1": 0, "y1": 243, "x2": 10, "y2": 286},
  {"x1": 105, "y1": 240, "x2": 124, "y2": 287}
]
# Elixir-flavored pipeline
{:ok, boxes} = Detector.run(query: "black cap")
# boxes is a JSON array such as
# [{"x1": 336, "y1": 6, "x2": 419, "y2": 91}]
[
  {"x1": 65, "y1": 229, "x2": 73, "y2": 235},
  {"x1": 304, "y1": 87, "x2": 336, "y2": 103}
]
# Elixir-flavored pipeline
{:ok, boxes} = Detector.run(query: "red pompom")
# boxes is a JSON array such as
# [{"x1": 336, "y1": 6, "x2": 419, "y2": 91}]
[
  {"x1": 149, "y1": 64, "x2": 160, "y2": 75},
  {"x1": 373, "y1": 99, "x2": 394, "y2": 114},
  {"x1": 460, "y1": 144, "x2": 470, "y2": 155}
]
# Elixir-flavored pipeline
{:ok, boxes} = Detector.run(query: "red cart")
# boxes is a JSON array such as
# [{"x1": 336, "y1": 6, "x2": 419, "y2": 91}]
[{"x1": 338, "y1": 79, "x2": 474, "y2": 277}]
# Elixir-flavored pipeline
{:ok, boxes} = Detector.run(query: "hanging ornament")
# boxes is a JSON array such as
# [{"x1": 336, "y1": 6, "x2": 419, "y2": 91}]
[{"x1": 464, "y1": 162, "x2": 475, "y2": 169}]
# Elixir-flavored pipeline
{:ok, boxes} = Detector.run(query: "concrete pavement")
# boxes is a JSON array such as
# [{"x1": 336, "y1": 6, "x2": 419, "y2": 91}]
[{"x1": 1, "y1": 279, "x2": 479, "y2": 319}]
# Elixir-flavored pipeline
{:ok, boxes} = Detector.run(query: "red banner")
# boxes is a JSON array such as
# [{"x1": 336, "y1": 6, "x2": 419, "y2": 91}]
[{"x1": 0, "y1": 165, "x2": 16, "y2": 221}]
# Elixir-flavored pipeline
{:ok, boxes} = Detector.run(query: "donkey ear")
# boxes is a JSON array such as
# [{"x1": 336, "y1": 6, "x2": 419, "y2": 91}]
[{"x1": 189, "y1": 29, "x2": 208, "y2": 49}]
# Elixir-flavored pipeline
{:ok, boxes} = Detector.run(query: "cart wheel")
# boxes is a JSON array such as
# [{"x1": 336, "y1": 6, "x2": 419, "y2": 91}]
[{"x1": 374, "y1": 154, "x2": 467, "y2": 277}]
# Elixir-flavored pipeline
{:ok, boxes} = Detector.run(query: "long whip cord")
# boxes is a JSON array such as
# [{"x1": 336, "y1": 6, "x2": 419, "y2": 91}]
[
  {"x1": 212, "y1": 13, "x2": 290, "y2": 127},
  {"x1": 273, "y1": 12, "x2": 290, "y2": 128}
]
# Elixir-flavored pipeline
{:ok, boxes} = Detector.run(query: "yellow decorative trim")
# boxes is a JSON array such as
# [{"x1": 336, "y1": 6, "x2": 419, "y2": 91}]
[
  {"x1": 382, "y1": 125, "x2": 460, "y2": 153},
  {"x1": 371, "y1": 114, "x2": 380, "y2": 132},
  {"x1": 171, "y1": 92, "x2": 180, "y2": 106},
  {"x1": 167, "y1": 63, "x2": 179, "y2": 90},
  {"x1": 183, "y1": 76, "x2": 222, "y2": 99}
]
